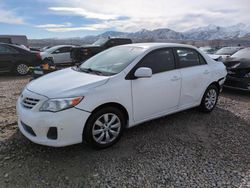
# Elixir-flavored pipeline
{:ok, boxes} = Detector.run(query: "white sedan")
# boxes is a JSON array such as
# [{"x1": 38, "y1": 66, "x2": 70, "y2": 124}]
[
  {"x1": 17, "y1": 43, "x2": 227, "y2": 148},
  {"x1": 40, "y1": 45, "x2": 75, "y2": 64}
]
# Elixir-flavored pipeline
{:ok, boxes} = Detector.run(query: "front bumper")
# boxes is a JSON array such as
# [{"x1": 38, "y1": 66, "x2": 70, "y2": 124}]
[
  {"x1": 224, "y1": 75, "x2": 250, "y2": 91},
  {"x1": 16, "y1": 90, "x2": 91, "y2": 147}
]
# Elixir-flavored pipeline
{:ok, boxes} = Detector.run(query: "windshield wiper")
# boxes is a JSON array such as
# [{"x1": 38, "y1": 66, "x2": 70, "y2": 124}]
[{"x1": 80, "y1": 68, "x2": 104, "y2": 75}]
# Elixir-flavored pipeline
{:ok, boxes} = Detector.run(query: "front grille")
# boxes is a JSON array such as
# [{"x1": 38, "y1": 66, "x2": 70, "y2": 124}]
[
  {"x1": 22, "y1": 97, "x2": 40, "y2": 109},
  {"x1": 21, "y1": 121, "x2": 36, "y2": 136}
]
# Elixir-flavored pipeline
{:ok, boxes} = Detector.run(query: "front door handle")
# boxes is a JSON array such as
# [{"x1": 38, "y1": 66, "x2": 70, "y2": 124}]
[
  {"x1": 203, "y1": 70, "x2": 210, "y2": 74},
  {"x1": 171, "y1": 76, "x2": 180, "y2": 81}
]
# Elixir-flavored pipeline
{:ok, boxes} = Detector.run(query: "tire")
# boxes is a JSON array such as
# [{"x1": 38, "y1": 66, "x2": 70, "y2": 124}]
[
  {"x1": 199, "y1": 84, "x2": 219, "y2": 113},
  {"x1": 83, "y1": 107, "x2": 125, "y2": 149},
  {"x1": 14, "y1": 63, "x2": 29, "y2": 76}
]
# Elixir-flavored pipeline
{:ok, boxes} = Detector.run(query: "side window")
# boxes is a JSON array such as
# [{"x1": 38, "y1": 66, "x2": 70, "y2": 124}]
[
  {"x1": 139, "y1": 49, "x2": 175, "y2": 74},
  {"x1": 176, "y1": 48, "x2": 201, "y2": 68},
  {"x1": 55, "y1": 47, "x2": 71, "y2": 54},
  {"x1": 0, "y1": 45, "x2": 18, "y2": 54},
  {"x1": 106, "y1": 40, "x2": 116, "y2": 48}
]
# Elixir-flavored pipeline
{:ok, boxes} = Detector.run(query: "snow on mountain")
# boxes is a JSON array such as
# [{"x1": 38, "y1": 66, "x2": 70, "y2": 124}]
[
  {"x1": 81, "y1": 23, "x2": 250, "y2": 42},
  {"x1": 184, "y1": 23, "x2": 250, "y2": 40}
]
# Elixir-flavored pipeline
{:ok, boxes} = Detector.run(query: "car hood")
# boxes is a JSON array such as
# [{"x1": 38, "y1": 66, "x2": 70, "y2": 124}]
[{"x1": 27, "y1": 67, "x2": 109, "y2": 98}]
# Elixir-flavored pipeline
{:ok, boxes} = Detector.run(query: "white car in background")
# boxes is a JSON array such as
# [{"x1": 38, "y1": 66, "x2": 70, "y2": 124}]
[
  {"x1": 40, "y1": 45, "x2": 75, "y2": 64},
  {"x1": 17, "y1": 43, "x2": 227, "y2": 149},
  {"x1": 209, "y1": 46, "x2": 243, "y2": 61}
]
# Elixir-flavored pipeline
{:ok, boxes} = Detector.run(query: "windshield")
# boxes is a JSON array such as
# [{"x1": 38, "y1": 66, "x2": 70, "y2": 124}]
[
  {"x1": 79, "y1": 46, "x2": 144, "y2": 76},
  {"x1": 92, "y1": 38, "x2": 108, "y2": 46},
  {"x1": 215, "y1": 47, "x2": 241, "y2": 55},
  {"x1": 231, "y1": 48, "x2": 250, "y2": 59}
]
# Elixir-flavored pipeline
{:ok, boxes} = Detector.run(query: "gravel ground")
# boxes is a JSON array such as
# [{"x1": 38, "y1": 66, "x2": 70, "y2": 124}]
[{"x1": 0, "y1": 75, "x2": 249, "y2": 188}]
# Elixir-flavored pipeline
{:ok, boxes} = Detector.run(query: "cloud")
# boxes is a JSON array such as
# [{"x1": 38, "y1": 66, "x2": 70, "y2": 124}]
[
  {"x1": 36, "y1": 22, "x2": 72, "y2": 28},
  {"x1": 49, "y1": 7, "x2": 120, "y2": 20},
  {"x1": 44, "y1": 0, "x2": 250, "y2": 32},
  {"x1": 0, "y1": 7, "x2": 25, "y2": 24},
  {"x1": 36, "y1": 23, "x2": 110, "y2": 32}
]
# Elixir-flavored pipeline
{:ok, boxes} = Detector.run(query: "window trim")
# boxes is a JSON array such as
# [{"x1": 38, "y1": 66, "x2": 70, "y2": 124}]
[
  {"x1": 125, "y1": 47, "x2": 177, "y2": 80},
  {"x1": 173, "y1": 47, "x2": 207, "y2": 69}
]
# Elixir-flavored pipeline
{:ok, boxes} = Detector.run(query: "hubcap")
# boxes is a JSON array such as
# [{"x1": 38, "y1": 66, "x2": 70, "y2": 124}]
[
  {"x1": 205, "y1": 89, "x2": 217, "y2": 110},
  {"x1": 92, "y1": 113, "x2": 121, "y2": 145},
  {"x1": 17, "y1": 64, "x2": 29, "y2": 75}
]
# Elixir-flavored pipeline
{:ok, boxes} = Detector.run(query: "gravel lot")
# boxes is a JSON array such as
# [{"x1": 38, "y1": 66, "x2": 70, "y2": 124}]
[{"x1": 0, "y1": 75, "x2": 249, "y2": 188}]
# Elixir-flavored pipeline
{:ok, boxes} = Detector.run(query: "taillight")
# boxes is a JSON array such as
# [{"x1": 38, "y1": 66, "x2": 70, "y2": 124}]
[{"x1": 36, "y1": 53, "x2": 42, "y2": 60}]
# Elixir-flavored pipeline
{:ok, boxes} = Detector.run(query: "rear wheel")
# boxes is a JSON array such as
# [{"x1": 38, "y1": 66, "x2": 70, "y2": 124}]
[
  {"x1": 83, "y1": 107, "x2": 125, "y2": 149},
  {"x1": 14, "y1": 63, "x2": 29, "y2": 75},
  {"x1": 199, "y1": 84, "x2": 219, "y2": 113}
]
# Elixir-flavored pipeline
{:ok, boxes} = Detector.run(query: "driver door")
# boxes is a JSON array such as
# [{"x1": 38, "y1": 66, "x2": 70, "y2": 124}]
[{"x1": 130, "y1": 48, "x2": 181, "y2": 122}]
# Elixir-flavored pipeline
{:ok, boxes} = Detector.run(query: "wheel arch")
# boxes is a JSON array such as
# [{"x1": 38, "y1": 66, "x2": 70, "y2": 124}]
[
  {"x1": 199, "y1": 81, "x2": 220, "y2": 104},
  {"x1": 83, "y1": 102, "x2": 129, "y2": 134}
]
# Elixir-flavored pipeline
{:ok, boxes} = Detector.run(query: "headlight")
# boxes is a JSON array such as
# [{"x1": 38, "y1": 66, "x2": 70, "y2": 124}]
[
  {"x1": 244, "y1": 72, "x2": 250, "y2": 78},
  {"x1": 40, "y1": 97, "x2": 83, "y2": 112}
]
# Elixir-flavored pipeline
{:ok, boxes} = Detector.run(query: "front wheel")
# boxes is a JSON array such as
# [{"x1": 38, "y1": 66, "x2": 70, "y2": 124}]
[
  {"x1": 83, "y1": 107, "x2": 125, "y2": 149},
  {"x1": 199, "y1": 85, "x2": 219, "y2": 113}
]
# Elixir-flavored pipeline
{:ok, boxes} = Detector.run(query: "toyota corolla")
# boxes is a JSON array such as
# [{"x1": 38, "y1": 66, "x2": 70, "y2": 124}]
[{"x1": 16, "y1": 43, "x2": 227, "y2": 148}]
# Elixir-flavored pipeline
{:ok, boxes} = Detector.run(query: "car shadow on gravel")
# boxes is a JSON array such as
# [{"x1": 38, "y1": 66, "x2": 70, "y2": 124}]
[{"x1": 1, "y1": 106, "x2": 250, "y2": 187}]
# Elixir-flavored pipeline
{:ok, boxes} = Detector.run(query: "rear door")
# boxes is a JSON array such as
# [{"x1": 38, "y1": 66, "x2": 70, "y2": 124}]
[
  {"x1": 130, "y1": 48, "x2": 181, "y2": 122},
  {"x1": 174, "y1": 48, "x2": 211, "y2": 108},
  {"x1": 52, "y1": 47, "x2": 72, "y2": 64}
]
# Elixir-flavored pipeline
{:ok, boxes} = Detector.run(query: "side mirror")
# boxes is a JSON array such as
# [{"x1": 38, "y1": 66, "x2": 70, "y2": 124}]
[{"x1": 134, "y1": 67, "x2": 152, "y2": 78}]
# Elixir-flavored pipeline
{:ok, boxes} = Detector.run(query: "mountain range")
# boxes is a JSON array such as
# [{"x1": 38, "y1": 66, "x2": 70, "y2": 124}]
[{"x1": 82, "y1": 23, "x2": 250, "y2": 43}]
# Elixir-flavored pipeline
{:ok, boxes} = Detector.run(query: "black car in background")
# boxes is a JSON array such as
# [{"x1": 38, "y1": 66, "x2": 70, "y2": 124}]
[
  {"x1": 0, "y1": 43, "x2": 42, "y2": 75},
  {"x1": 223, "y1": 47, "x2": 250, "y2": 91},
  {"x1": 71, "y1": 38, "x2": 132, "y2": 64}
]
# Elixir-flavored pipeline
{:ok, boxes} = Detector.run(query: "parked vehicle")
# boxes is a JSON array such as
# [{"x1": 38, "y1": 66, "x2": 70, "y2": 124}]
[
  {"x1": 40, "y1": 45, "x2": 75, "y2": 65},
  {"x1": 71, "y1": 37, "x2": 132, "y2": 64},
  {"x1": 0, "y1": 43, "x2": 42, "y2": 75},
  {"x1": 211, "y1": 46, "x2": 243, "y2": 61},
  {"x1": 223, "y1": 47, "x2": 250, "y2": 91},
  {"x1": 0, "y1": 35, "x2": 28, "y2": 46},
  {"x1": 199, "y1": 46, "x2": 218, "y2": 54},
  {"x1": 17, "y1": 43, "x2": 227, "y2": 148}
]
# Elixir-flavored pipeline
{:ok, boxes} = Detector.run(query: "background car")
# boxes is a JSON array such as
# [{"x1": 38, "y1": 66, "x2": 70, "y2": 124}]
[
  {"x1": 199, "y1": 46, "x2": 219, "y2": 54},
  {"x1": 40, "y1": 45, "x2": 75, "y2": 65},
  {"x1": 212, "y1": 46, "x2": 243, "y2": 61},
  {"x1": 70, "y1": 37, "x2": 132, "y2": 64},
  {"x1": 0, "y1": 42, "x2": 42, "y2": 75},
  {"x1": 223, "y1": 47, "x2": 250, "y2": 91}
]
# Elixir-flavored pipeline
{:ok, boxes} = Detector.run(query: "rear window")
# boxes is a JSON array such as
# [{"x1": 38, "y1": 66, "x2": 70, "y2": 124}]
[
  {"x1": 231, "y1": 48, "x2": 250, "y2": 59},
  {"x1": 0, "y1": 45, "x2": 19, "y2": 54},
  {"x1": 175, "y1": 48, "x2": 202, "y2": 68},
  {"x1": 215, "y1": 47, "x2": 241, "y2": 55}
]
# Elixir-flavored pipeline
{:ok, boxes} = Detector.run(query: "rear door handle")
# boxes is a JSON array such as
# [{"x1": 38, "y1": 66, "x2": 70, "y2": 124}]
[
  {"x1": 171, "y1": 76, "x2": 181, "y2": 81},
  {"x1": 204, "y1": 70, "x2": 210, "y2": 74}
]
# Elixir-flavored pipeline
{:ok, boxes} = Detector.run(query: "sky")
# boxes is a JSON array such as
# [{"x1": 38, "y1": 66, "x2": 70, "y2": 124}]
[{"x1": 0, "y1": 0, "x2": 249, "y2": 39}]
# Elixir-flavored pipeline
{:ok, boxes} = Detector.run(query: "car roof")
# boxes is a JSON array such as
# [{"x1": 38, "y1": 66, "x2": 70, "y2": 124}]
[{"x1": 122, "y1": 43, "x2": 197, "y2": 50}]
